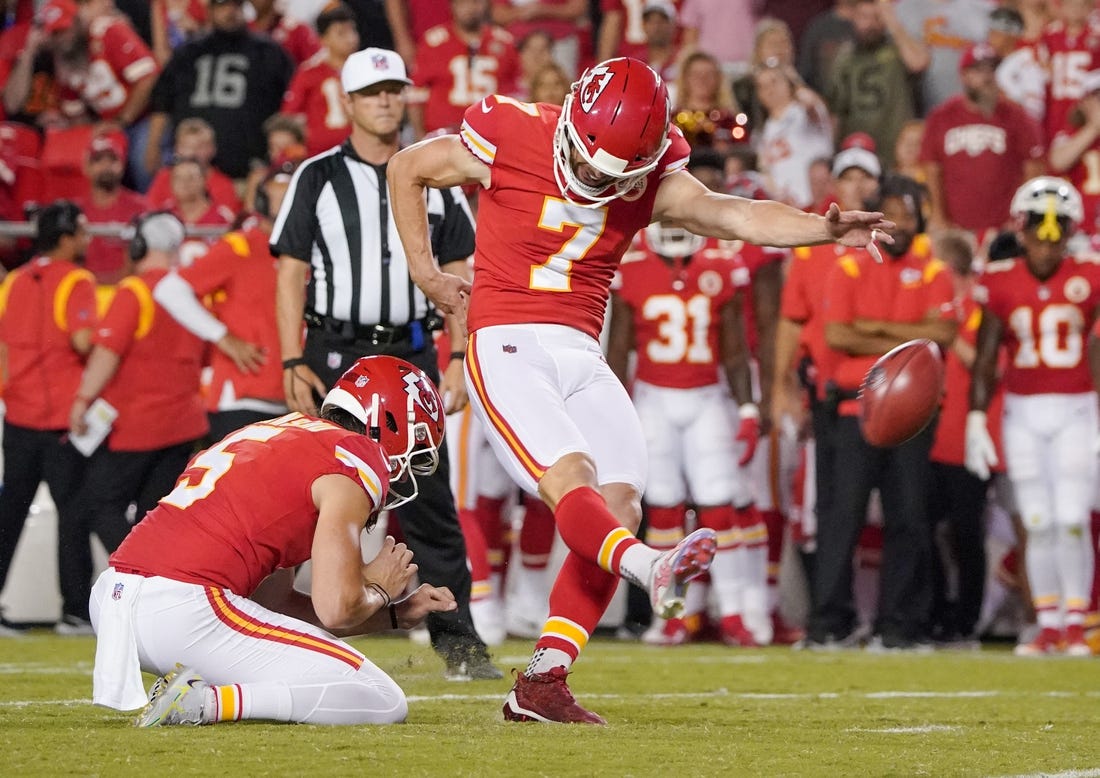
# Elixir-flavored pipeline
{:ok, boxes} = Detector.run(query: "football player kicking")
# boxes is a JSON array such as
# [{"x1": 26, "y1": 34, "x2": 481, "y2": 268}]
[
  {"x1": 90, "y1": 356, "x2": 460, "y2": 726},
  {"x1": 968, "y1": 176, "x2": 1100, "y2": 657},
  {"x1": 388, "y1": 57, "x2": 892, "y2": 724}
]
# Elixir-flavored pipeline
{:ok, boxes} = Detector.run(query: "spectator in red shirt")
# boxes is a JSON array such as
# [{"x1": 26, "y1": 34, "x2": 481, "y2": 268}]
[
  {"x1": 491, "y1": 0, "x2": 589, "y2": 77},
  {"x1": 153, "y1": 161, "x2": 296, "y2": 441},
  {"x1": 280, "y1": 2, "x2": 360, "y2": 156},
  {"x1": 920, "y1": 43, "x2": 1046, "y2": 236},
  {"x1": 69, "y1": 210, "x2": 209, "y2": 554},
  {"x1": 0, "y1": 200, "x2": 97, "y2": 635},
  {"x1": 161, "y1": 156, "x2": 236, "y2": 266},
  {"x1": 409, "y1": 0, "x2": 521, "y2": 139},
  {"x1": 146, "y1": 117, "x2": 242, "y2": 215},
  {"x1": 248, "y1": 0, "x2": 322, "y2": 66},
  {"x1": 74, "y1": 132, "x2": 148, "y2": 284}
]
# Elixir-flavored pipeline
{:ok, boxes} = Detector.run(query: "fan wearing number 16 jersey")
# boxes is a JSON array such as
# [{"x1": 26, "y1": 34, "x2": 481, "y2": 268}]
[
  {"x1": 969, "y1": 176, "x2": 1100, "y2": 657},
  {"x1": 387, "y1": 56, "x2": 893, "y2": 724}
]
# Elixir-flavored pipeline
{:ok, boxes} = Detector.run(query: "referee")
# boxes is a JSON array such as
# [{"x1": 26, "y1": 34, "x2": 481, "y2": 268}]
[{"x1": 271, "y1": 48, "x2": 499, "y2": 681}]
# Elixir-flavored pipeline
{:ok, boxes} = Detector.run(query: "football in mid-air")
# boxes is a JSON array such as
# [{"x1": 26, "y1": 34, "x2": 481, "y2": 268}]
[{"x1": 858, "y1": 339, "x2": 944, "y2": 448}]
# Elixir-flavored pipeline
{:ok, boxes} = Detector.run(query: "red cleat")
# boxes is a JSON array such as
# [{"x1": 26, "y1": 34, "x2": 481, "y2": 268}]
[
  {"x1": 1014, "y1": 627, "x2": 1062, "y2": 657},
  {"x1": 770, "y1": 611, "x2": 806, "y2": 645},
  {"x1": 720, "y1": 614, "x2": 759, "y2": 647},
  {"x1": 502, "y1": 667, "x2": 607, "y2": 725},
  {"x1": 1064, "y1": 624, "x2": 1092, "y2": 657}
]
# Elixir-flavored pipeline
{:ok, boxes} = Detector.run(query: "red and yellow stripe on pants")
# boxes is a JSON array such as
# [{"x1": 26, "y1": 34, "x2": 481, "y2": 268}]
[
  {"x1": 205, "y1": 588, "x2": 364, "y2": 670},
  {"x1": 465, "y1": 332, "x2": 547, "y2": 483}
]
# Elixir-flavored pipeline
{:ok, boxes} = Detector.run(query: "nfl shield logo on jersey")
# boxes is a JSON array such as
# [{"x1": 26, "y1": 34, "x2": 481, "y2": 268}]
[
  {"x1": 112, "y1": 582, "x2": 125, "y2": 601},
  {"x1": 328, "y1": 352, "x2": 343, "y2": 370}
]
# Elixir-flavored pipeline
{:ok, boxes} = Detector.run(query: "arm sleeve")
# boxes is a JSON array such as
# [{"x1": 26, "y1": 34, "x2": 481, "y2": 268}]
[{"x1": 152, "y1": 271, "x2": 228, "y2": 343}]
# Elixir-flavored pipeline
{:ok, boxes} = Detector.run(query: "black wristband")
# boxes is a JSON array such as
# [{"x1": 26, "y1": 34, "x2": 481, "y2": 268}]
[
  {"x1": 389, "y1": 603, "x2": 399, "y2": 630},
  {"x1": 282, "y1": 357, "x2": 307, "y2": 370},
  {"x1": 449, "y1": 351, "x2": 465, "y2": 361}
]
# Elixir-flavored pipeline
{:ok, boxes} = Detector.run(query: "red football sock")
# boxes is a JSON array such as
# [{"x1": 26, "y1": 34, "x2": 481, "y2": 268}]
[
  {"x1": 520, "y1": 495, "x2": 556, "y2": 570},
  {"x1": 457, "y1": 508, "x2": 491, "y2": 602},
  {"x1": 554, "y1": 486, "x2": 642, "y2": 575},
  {"x1": 645, "y1": 504, "x2": 687, "y2": 551},
  {"x1": 761, "y1": 508, "x2": 785, "y2": 588},
  {"x1": 532, "y1": 551, "x2": 619, "y2": 664},
  {"x1": 474, "y1": 495, "x2": 507, "y2": 578}
]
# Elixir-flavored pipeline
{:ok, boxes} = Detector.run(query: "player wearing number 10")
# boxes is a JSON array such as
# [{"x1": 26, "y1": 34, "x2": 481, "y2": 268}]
[
  {"x1": 389, "y1": 57, "x2": 892, "y2": 724},
  {"x1": 967, "y1": 176, "x2": 1100, "y2": 657}
]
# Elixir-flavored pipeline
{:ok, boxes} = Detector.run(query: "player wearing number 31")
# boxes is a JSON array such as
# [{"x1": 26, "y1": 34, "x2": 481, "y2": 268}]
[
  {"x1": 89, "y1": 356, "x2": 460, "y2": 726},
  {"x1": 387, "y1": 56, "x2": 894, "y2": 724},
  {"x1": 967, "y1": 176, "x2": 1100, "y2": 658}
]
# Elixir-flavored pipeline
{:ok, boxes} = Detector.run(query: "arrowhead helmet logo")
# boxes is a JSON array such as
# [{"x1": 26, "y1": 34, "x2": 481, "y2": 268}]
[
  {"x1": 578, "y1": 65, "x2": 614, "y2": 113},
  {"x1": 403, "y1": 372, "x2": 440, "y2": 422}
]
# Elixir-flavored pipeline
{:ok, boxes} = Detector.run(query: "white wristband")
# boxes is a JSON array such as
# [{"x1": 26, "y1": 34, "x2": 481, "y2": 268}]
[{"x1": 739, "y1": 403, "x2": 760, "y2": 420}]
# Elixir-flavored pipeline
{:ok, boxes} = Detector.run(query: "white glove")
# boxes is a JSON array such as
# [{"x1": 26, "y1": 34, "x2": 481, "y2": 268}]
[{"x1": 964, "y1": 410, "x2": 998, "y2": 480}]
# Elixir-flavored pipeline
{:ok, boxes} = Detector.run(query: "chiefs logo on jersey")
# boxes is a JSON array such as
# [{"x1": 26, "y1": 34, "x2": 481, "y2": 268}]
[
  {"x1": 1065, "y1": 275, "x2": 1091, "y2": 303},
  {"x1": 698, "y1": 269, "x2": 723, "y2": 297},
  {"x1": 579, "y1": 65, "x2": 614, "y2": 112}
]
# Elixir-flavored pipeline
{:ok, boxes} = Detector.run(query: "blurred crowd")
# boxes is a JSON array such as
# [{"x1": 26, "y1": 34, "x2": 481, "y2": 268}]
[{"x1": 1, "y1": 0, "x2": 1099, "y2": 658}]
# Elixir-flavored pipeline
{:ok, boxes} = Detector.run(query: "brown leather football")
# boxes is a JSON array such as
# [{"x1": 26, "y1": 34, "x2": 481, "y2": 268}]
[{"x1": 859, "y1": 339, "x2": 945, "y2": 448}]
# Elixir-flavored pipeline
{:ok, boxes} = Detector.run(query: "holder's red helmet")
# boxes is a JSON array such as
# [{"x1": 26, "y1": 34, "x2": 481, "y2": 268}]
[
  {"x1": 321, "y1": 356, "x2": 445, "y2": 509},
  {"x1": 554, "y1": 57, "x2": 672, "y2": 206}
]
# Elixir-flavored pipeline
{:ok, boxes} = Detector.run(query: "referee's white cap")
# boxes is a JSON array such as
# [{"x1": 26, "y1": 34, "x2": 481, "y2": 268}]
[{"x1": 342, "y1": 48, "x2": 412, "y2": 93}]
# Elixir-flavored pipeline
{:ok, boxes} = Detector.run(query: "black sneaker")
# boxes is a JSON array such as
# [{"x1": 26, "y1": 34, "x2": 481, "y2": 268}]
[
  {"x1": 444, "y1": 646, "x2": 504, "y2": 681},
  {"x1": 55, "y1": 614, "x2": 95, "y2": 636}
]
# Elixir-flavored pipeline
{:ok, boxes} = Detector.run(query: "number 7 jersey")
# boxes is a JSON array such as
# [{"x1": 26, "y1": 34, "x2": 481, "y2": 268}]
[
  {"x1": 975, "y1": 255, "x2": 1100, "y2": 394},
  {"x1": 459, "y1": 95, "x2": 691, "y2": 341}
]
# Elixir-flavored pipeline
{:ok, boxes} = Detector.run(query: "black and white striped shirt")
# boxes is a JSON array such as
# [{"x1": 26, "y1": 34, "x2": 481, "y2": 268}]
[{"x1": 269, "y1": 140, "x2": 475, "y2": 327}]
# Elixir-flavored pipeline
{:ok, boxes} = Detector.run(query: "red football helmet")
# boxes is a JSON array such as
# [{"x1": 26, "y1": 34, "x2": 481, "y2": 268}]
[
  {"x1": 554, "y1": 57, "x2": 672, "y2": 206},
  {"x1": 321, "y1": 355, "x2": 445, "y2": 509}
]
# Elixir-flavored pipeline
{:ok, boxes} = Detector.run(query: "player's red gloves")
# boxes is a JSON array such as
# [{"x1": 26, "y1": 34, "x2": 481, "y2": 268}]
[{"x1": 735, "y1": 403, "x2": 760, "y2": 466}]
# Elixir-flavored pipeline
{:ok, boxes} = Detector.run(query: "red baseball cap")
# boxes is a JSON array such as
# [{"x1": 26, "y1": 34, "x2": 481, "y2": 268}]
[
  {"x1": 87, "y1": 132, "x2": 128, "y2": 161},
  {"x1": 959, "y1": 42, "x2": 999, "y2": 72},
  {"x1": 36, "y1": 0, "x2": 78, "y2": 34},
  {"x1": 840, "y1": 131, "x2": 877, "y2": 153}
]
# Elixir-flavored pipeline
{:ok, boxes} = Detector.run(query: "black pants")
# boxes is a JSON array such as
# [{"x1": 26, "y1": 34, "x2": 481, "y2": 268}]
[
  {"x1": 74, "y1": 442, "x2": 197, "y2": 554},
  {"x1": 927, "y1": 461, "x2": 988, "y2": 637},
  {"x1": 0, "y1": 421, "x2": 88, "y2": 619},
  {"x1": 305, "y1": 327, "x2": 486, "y2": 660},
  {"x1": 809, "y1": 414, "x2": 935, "y2": 643}
]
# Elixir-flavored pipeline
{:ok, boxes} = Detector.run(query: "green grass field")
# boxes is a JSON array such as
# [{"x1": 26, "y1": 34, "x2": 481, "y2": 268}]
[{"x1": 4, "y1": 632, "x2": 1100, "y2": 777}]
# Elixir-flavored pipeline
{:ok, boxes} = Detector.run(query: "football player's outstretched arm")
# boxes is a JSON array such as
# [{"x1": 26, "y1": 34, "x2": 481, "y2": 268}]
[
  {"x1": 388, "y1": 136, "x2": 488, "y2": 316},
  {"x1": 652, "y1": 170, "x2": 894, "y2": 251}
]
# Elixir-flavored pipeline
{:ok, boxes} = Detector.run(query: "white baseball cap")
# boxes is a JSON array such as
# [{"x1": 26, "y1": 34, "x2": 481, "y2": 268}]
[
  {"x1": 832, "y1": 147, "x2": 882, "y2": 178},
  {"x1": 341, "y1": 48, "x2": 412, "y2": 93}
]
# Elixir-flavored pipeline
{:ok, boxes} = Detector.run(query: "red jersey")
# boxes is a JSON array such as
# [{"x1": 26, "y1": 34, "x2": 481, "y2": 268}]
[
  {"x1": 250, "y1": 13, "x2": 321, "y2": 66},
  {"x1": 599, "y1": 0, "x2": 681, "y2": 60},
  {"x1": 412, "y1": 24, "x2": 520, "y2": 134},
  {"x1": 0, "y1": 22, "x2": 58, "y2": 124},
  {"x1": 919, "y1": 95, "x2": 1045, "y2": 233},
  {"x1": 95, "y1": 268, "x2": 208, "y2": 450},
  {"x1": 178, "y1": 227, "x2": 283, "y2": 410},
  {"x1": 1038, "y1": 20, "x2": 1100, "y2": 143},
  {"x1": 824, "y1": 235, "x2": 956, "y2": 411},
  {"x1": 613, "y1": 236, "x2": 748, "y2": 388},
  {"x1": 73, "y1": 188, "x2": 148, "y2": 285},
  {"x1": 147, "y1": 167, "x2": 241, "y2": 217},
  {"x1": 110, "y1": 413, "x2": 389, "y2": 596},
  {"x1": 0, "y1": 257, "x2": 96, "y2": 429},
  {"x1": 974, "y1": 255, "x2": 1100, "y2": 395},
  {"x1": 280, "y1": 54, "x2": 350, "y2": 156},
  {"x1": 459, "y1": 96, "x2": 691, "y2": 341},
  {"x1": 167, "y1": 203, "x2": 236, "y2": 267},
  {"x1": 781, "y1": 243, "x2": 850, "y2": 397},
  {"x1": 930, "y1": 294, "x2": 1006, "y2": 468},
  {"x1": 56, "y1": 15, "x2": 158, "y2": 121},
  {"x1": 1053, "y1": 132, "x2": 1100, "y2": 234}
]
